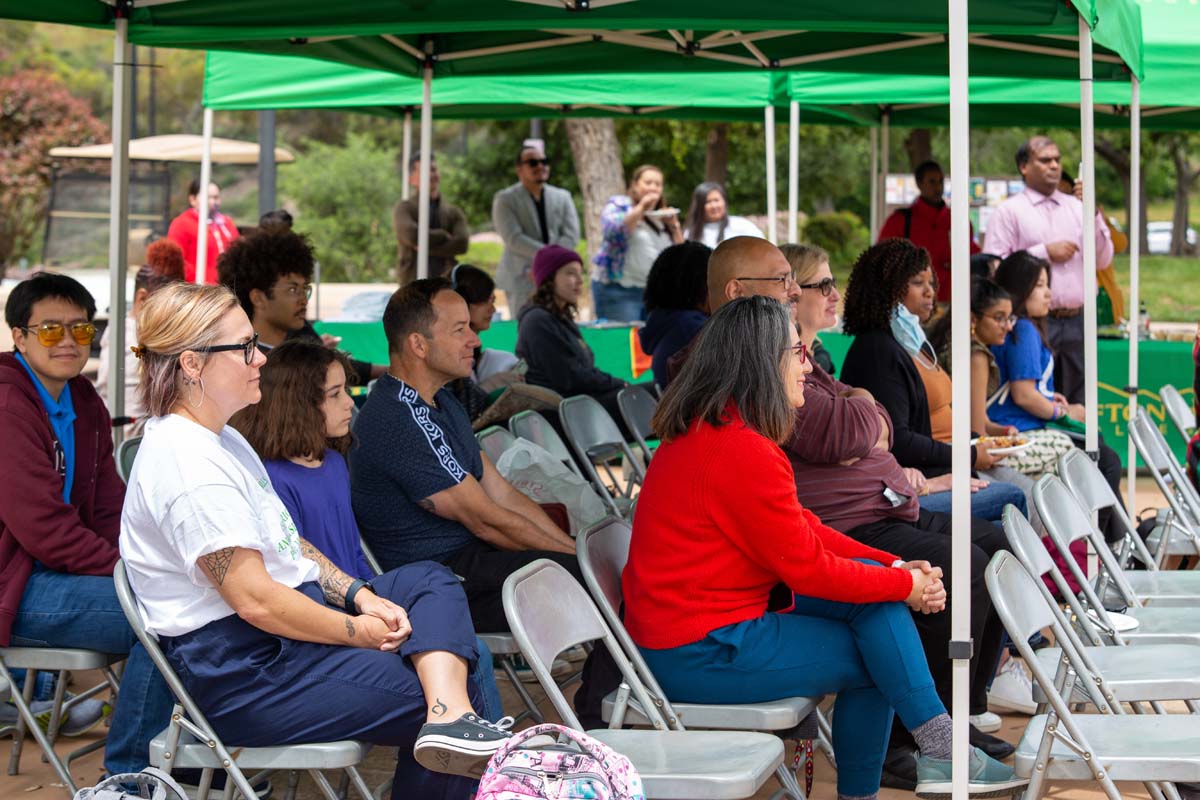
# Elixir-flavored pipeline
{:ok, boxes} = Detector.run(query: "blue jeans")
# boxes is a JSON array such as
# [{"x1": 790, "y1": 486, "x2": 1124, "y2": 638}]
[
  {"x1": 919, "y1": 478, "x2": 1027, "y2": 522},
  {"x1": 591, "y1": 282, "x2": 644, "y2": 322},
  {"x1": 10, "y1": 566, "x2": 174, "y2": 775},
  {"x1": 639, "y1": 579, "x2": 944, "y2": 797}
]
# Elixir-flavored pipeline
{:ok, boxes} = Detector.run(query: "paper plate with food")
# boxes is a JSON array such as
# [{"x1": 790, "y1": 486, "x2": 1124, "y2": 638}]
[
  {"x1": 970, "y1": 434, "x2": 1032, "y2": 456},
  {"x1": 644, "y1": 207, "x2": 680, "y2": 219}
]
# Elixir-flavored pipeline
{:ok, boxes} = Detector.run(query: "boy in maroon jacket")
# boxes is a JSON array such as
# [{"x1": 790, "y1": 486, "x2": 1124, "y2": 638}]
[{"x1": 0, "y1": 273, "x2": 172, "y2": 776}]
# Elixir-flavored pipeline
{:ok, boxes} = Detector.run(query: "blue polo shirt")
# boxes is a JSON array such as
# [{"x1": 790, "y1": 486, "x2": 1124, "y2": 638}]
[
  {"x1": 14, "y1": 352, "x2": 76, "y2": 502},
  {"x1": 350, "y1": 374, "x2": 484, "y2": 569}
]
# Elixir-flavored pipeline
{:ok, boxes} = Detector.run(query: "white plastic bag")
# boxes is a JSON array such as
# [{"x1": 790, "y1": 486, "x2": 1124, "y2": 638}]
[{"x1": 496, "y1": 439, "x2": 608, "y2": 534}]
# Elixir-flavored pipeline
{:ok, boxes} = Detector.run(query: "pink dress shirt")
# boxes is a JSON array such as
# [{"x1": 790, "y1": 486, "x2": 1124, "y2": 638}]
[{"x1": 984, "y1": 186, "x2": 1113, "y2": 310}]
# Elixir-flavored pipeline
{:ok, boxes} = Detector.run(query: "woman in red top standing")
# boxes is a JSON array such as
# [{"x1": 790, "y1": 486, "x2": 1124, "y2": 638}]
[{"x1": 622, "y1": 296, "x2": 1025, "y2": 800}]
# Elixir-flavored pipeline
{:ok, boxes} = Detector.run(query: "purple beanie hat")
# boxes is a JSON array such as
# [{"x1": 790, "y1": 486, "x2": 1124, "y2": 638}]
[{"x1": 531, "y1": 244, "x2": 582, "y2": 288}]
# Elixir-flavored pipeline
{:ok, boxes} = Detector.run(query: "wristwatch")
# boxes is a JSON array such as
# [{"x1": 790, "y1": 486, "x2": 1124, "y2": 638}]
[{"x1": 345, "y1": 579, "x2": 375, "y2": 615}]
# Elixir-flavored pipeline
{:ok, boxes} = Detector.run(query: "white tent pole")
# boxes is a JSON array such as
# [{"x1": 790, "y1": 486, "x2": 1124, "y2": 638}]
[
  {"x1": 416, "y1": 46, "x2": 434, "y2": 281},
  {"x1": 869, "y1": 127, "x2": 880, "y2": 238},
  {"x1": 880, "y1": 108, "x2": 891, "y2": 235},
  {"x1": 948, "y1": 0, "x2": 972, "y2": 797},
  {"x1": 764, "y1": 105, "x2": 778, "y2": 244},
  {"x1": 788, "y1": 101, "x2": 800, "y2": 243},
  {"x1": 195, "y1": 107, "x2": 213, "y2": 285},
  {"x1": 1127, "y1": 76, "x2": 1141, "y2": 515},
  {"x1": 108, "y1": 14, "x2": 132, "y2": 434},
  {"x1": 1079, "y1": 16, "x2": 1099, "y2": 455},
  {"x1": 401, "y1": 109, "x2": 413, "y2": 201}
]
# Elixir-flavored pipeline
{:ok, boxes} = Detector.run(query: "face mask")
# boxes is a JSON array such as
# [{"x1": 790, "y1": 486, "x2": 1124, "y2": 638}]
[{"x1": 890, "y1": 303, "x2": 931, "y2": 358}]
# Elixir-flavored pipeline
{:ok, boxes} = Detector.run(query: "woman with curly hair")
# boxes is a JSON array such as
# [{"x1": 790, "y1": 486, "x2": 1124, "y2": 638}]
[{"x1": 638, "y1": 241, "x2": 712, "y2": 391}]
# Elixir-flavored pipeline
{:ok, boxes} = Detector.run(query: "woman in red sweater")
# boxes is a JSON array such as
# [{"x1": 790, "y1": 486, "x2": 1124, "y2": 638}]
[{"x1": 623, "y1": 296, "x2": 1025, "y2": 800}]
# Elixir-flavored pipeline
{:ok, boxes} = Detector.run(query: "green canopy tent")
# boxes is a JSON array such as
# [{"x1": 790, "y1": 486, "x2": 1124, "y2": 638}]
[{"x1": 0, "y1": 4, "x2": 1144, "y2": 796}]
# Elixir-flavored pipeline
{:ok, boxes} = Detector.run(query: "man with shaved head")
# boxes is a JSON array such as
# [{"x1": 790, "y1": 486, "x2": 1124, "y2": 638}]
[
  {"x1": 984, "y1": 134, "x2": 1113, "y2": 404},
  {"x1": 706, "y1": 235, "x2": 801, "y2": 318}
]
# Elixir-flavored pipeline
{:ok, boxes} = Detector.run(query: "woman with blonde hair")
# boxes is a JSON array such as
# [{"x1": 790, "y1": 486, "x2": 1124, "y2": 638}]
[{"x1": 120, "y1": 283, "x2": 512, "y2": 795}]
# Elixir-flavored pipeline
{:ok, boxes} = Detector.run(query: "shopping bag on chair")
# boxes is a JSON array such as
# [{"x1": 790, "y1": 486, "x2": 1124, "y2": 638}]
[{"x1": 496, "y1": 439, "x2": 608, "y2": 534}]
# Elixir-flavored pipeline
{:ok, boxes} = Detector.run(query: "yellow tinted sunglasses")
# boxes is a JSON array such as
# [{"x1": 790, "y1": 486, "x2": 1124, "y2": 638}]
[{"x1": 20, "y1": 321, "x2": 97, "y2": 348}]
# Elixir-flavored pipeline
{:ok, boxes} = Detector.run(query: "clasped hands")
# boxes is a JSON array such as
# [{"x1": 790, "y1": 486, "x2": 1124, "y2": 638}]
[
  {"x1": 902, "y1": 560, "x2": 946, "y2": 615},
  {"x1": 353, "y1": 591, "x2": 413, "y2": 652}
]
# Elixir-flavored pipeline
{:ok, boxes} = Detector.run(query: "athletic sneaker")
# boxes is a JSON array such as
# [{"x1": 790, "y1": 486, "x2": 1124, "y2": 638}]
[
  {"x1": 0, "y1": 694, "x2": 109, "y2": 736},
  {"x1": 413, "y1": 713, "x2": 515, "y2": 777},
  {"x1": 968, "y1": 711, "x2": 1003, "y2": 734},
  {"x1": 987, "y1": 659, "x2": 1036, "y2": 715},
  {"x1": 915, "y1": 746, "x2": 1028, "y2": 799}
]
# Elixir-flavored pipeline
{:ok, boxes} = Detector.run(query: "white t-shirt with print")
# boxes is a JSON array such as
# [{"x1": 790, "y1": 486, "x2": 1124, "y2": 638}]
[
  {"x1": 696, "y1": 216, "x2": 765, "y2": 249},
  {"x1": 119, "y1": 414, "x2": 319, "y2": 637}
]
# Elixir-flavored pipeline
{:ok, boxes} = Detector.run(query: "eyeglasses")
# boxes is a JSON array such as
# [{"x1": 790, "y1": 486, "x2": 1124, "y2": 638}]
[
  {"x1": 784, "y1": 341, "x2": 809, "y2": 364},
  {"x1": 987, "y1": 312, "x2": 1018, "y2": 326},
  {"x1": 797, "y1": 277, "x2": 838, "y2": 297},
  {"x1": 19, "y1": 321, "x2": 96, "y2": 348},
  {"x1": 736, "y1": 274, "x2": 797, "y2": 288},
  {"x1": 193, "y1": 333, "x2": 260, "y2": 365},
  {"x1": 278, "y1": 283, "x2": 313, "y2": 300},
  {"x1": 521, "y1": 158, "x2": 550, "y2": 168}
]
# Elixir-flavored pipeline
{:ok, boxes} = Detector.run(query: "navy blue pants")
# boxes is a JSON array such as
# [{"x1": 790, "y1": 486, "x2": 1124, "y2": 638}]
[
  {"x1": 639, "y1": 586, "x2": 944, "y2": 797},
  {"x1": 162, "y1": 562, "x2": 484, "y2": 799}
]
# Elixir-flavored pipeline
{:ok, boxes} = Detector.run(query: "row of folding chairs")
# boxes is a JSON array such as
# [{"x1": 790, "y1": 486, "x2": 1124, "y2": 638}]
[{"x1": 988, "y1": 447, "x2": 1200, "y2": 800}]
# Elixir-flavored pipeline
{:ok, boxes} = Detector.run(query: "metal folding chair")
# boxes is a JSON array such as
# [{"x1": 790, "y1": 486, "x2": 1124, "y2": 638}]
[
  {"x1": 1128, "y1": 413, "x2": 1200, "y2": 563},
  {"x1": 616, "y1": 385, "x2": 658, "y2": 464},
  {"x1": 999, "y1": 506, "x2": 1200, "y2": 712},
  {"x1": 113, "y1": 561, "x2": 374, "y2": 800},
  {"x1": 1160, "y1": 384, "x2": 1197, "y2": 448},
  {"x1": 476, "y1": 425, "x2": 517, "y2": 464},
  {"x1": 577, "y1": 517, "x2": 823, "y2": 799},
  {"x1": 116, "y1": 435, "x2": 142, "y2": 482},
  {"x1": 0, "y1": 646, "x2": 122, "y2": 794},
  {"x1": 988, "y1": 551, "x2": 1200, "y2": 800},
  {"x1": 560, "y1": 395, "x2": 643, "y2": 519},
  {"x1": 502, "y1": 559, "x2": 785, "y2": 799},
  {"x1": 508, "y1": 410, "x2": 585, "y2": 479}
]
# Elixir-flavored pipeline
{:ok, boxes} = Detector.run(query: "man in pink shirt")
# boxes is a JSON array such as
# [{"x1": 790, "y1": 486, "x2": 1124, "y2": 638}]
[{"x1": 984, "y1": 136, "x2": 1112, "y2": 404}]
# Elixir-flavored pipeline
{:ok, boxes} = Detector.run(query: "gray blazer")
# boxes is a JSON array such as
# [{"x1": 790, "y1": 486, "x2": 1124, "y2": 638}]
[{"x1": 492, "y1": 182, "x2": 580, "y2": 287}]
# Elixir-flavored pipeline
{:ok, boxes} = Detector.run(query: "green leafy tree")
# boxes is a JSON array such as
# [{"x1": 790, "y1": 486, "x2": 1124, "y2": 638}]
[
  {"x1": 278, "y1": 133, "x2": 402, "y2": 282},
  {"x1": 0, "y1": 69, "x2": 107, "y2": 272}
]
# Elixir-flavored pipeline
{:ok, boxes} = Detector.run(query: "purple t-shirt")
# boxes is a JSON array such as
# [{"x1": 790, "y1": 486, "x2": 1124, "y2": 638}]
[{"x1": 265, "y1": 450, "x2": 374, "y2": 579}]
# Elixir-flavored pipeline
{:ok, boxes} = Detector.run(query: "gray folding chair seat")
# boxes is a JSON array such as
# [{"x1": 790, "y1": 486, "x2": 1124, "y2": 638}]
[
  {"x1": 0, "y1": 646, "x2": 123, "y2": 793},
  {"x1": 508, "y1": 410, "x2": 585, "y2": 479},
  {"x1": 1001, "y1": 506, "x2": 1200, "y2": 710},
  {"x1": 116, "y1": 435, "x2": 142, "y2": 482},
  {"x1": 560, "y1": 395, "x2": 644, "y2": 519},
  {"x1": 616, "y1": 385, "x2": 658, "y2": 464},
  {"x1": 114, "y1": 561, "x2": 375, "y2": 800},
  {"x1": 1160, "y1": 383, "x2": 1197, "y2": 448},
  {"x1": 578, "y1": 518, "x2": 819, "y2": 799},
  {"x1": 476, "y1": 425, "x2": 518, "y2": 464},
  {"x1": 987, "y1": 551, "x2": 1200, "y2": 800},
  {"x1": 502, "y1": 559, "x2": 784, "y2": 800}
]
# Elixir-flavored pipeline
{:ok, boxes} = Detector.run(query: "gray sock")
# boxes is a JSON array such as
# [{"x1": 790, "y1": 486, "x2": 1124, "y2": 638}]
[
  {"x1": 911, "y1": 713, "x2": 954, "y2": 760},
  {"x1": 840, "y1": 793, "x2": 878, "y2": 800}
]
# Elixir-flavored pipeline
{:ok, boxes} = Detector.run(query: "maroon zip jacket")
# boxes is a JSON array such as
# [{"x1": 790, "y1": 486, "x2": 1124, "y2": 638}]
[{"x1": 0, "y1": 352, "x2": 125, "y2": 645}]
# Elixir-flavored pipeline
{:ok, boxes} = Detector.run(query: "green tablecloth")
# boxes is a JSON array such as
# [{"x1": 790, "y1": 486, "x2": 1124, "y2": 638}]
[{"x1": 316, "y1": 320, "x2": 1195, "y2": 467}]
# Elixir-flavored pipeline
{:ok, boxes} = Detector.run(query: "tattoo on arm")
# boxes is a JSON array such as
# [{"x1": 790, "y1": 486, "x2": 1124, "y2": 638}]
[
  {"x1": 418, "y1": 497, "x2": 436, "y2": 514},
  {"x1": 201, "y1": 548, "x2": 235, "y2": 586},
  {"x1": 344, "y1": 616, "x2": 355, "y2": 639},
  {"x1": 300, "y1": 538, "x2": 355, "y2": 608}
]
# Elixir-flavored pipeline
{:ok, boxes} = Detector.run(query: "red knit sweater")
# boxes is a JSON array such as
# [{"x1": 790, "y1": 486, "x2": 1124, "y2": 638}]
[{"x1": 623, "y1": 411, "x2": 914, "y2": 650}]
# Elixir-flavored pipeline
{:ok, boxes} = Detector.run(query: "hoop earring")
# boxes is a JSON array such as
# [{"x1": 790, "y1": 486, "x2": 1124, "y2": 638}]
[{"x1": 185, "y1": 377, "x2": 206, "y2": 409}]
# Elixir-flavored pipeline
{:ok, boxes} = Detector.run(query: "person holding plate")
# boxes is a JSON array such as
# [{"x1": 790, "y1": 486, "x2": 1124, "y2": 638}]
[{"x1": 591, "y1": 165, "x2": 684, "y2": 322}]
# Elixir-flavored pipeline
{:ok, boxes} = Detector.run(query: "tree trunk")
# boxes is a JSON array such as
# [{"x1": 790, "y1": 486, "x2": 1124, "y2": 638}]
[
  {"x1": 566, "y1": 118, "x2": 625, "y2": 264},
  {"x1": 1095, "y1": 134, "x2": 1146, "y2": 255},
  {"x1": 704, "y1": 123, "x2": 730, "y2": 186},
  {"x1": 903, "y1": 128, "x2": 932, "y2": 170},
  {"x1": 1169, "y1": 137, "x2": 1194, "y2": 256}
]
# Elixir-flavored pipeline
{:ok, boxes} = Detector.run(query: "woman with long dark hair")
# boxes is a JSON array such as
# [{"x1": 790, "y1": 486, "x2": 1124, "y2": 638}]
[
  {"x1": 638, "y1": 241, "x2": 711, "y2": 391},
  {"x1": 623, "y1": 296, "x2": 1025, "y2": 800},
  {"x1": 684, "y1": 181, "x2": 764, "y2": 248}
]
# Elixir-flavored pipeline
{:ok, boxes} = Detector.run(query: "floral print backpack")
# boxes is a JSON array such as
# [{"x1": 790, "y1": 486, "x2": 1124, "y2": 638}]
[{"x1": 476, "y1": 723, "x2": 646, "y2": 800}]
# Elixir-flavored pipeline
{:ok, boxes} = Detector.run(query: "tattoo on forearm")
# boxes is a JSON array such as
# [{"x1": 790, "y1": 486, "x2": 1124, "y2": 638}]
[
  {"x1": 201, "y1": 548, "x2": 235, "y2": 586},
  {"x1": 418, "y1": 497, "x2": 436, "y2": 514},
  {"x1": 432, "y1": 699, "x2": 447, "y2": 717},
  {"x1": 345, "y1": 617, "x2": 355, "y2": 639},
  {"x1": 300, "y1": 538, "x2": 355, "y2": 608}
]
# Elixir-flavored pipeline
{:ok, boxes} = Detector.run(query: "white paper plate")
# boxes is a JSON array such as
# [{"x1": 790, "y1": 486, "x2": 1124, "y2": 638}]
[
  {"x1": 970, "y1": 437, "x2": 1033, "y2": 456},
  {"x1": 645, "y1": 207, "x2": 679, "y2": 219}
]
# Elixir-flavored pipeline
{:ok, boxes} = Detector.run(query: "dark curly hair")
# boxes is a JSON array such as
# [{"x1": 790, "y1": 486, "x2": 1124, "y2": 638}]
[
  {"x1": 841, "y1": 238, "x2": 932, "y2": 336},
  {"x1": 643, "y1": 241, "x2": 712, "y2": 314},
  {"x1": 216, "y1": 230, "x2": 315, "y2": 320}
]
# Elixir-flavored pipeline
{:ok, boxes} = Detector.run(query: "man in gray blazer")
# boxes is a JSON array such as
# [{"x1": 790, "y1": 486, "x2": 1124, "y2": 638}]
[{"x1": 491, "y1": 145, "x2": 580, "y2": 312}]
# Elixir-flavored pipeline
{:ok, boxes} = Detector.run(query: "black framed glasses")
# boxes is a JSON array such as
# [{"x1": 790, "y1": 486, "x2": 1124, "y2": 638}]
[
  {"x1": 193, "y1": 333, "x2": 260, "y2": 365},
  {"x1": 784, "y1": 341, "x2": 809, "y2": 364},
  {"x1": 735, "y1": 274, "x2": 796, "y2": 288},
  {"x1": 521, "y1": 158, "x2": 550, "y2": 167},
  {"x1": 797, "y1": 277, "x2": 838, "y2": 297},
  {"x1": 19, "y1": 321, "x2": 97, "y2": 348}
]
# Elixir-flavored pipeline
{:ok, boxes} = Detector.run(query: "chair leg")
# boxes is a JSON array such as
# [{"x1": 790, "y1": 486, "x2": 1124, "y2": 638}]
[
  {"x1": 0, "y1": 663, "x2": 77, "y2": 792},
  {"x1": 343, "y1": 766, "x2": 375, "y2": 800},
  {"x1": 770, "y1": 761, "x2": 806, "y2": 800},
  {"x1": 815, "y1": 708, "x2": 836, "y2": 768},
  {"x1": 497, "y1": 655, "x2": 545, "y2": 724},
  {"x1": 308, "y1": 769, "x2": 342, "y2": 800},
  {"x1": 41, "y1": 669, "x2": 69, "y2": 763},
  {"x1": 284, "y1": 769, "x2": 301, "y2": 800},
  {"x1": 372, "y1": 777, "x2": 392, "y2": 800},
  {"x1": 335, "y1": 770, "x2": 350, "y2": 799}
]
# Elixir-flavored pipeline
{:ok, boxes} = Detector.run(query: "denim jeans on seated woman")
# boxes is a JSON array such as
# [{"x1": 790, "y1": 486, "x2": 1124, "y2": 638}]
[
  {"x1": 918, "y1": 479, "x2": 1027, "y2": 523},
  {"x1": 590, "y1": 281, "x2": 644, "y2": 323}
]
